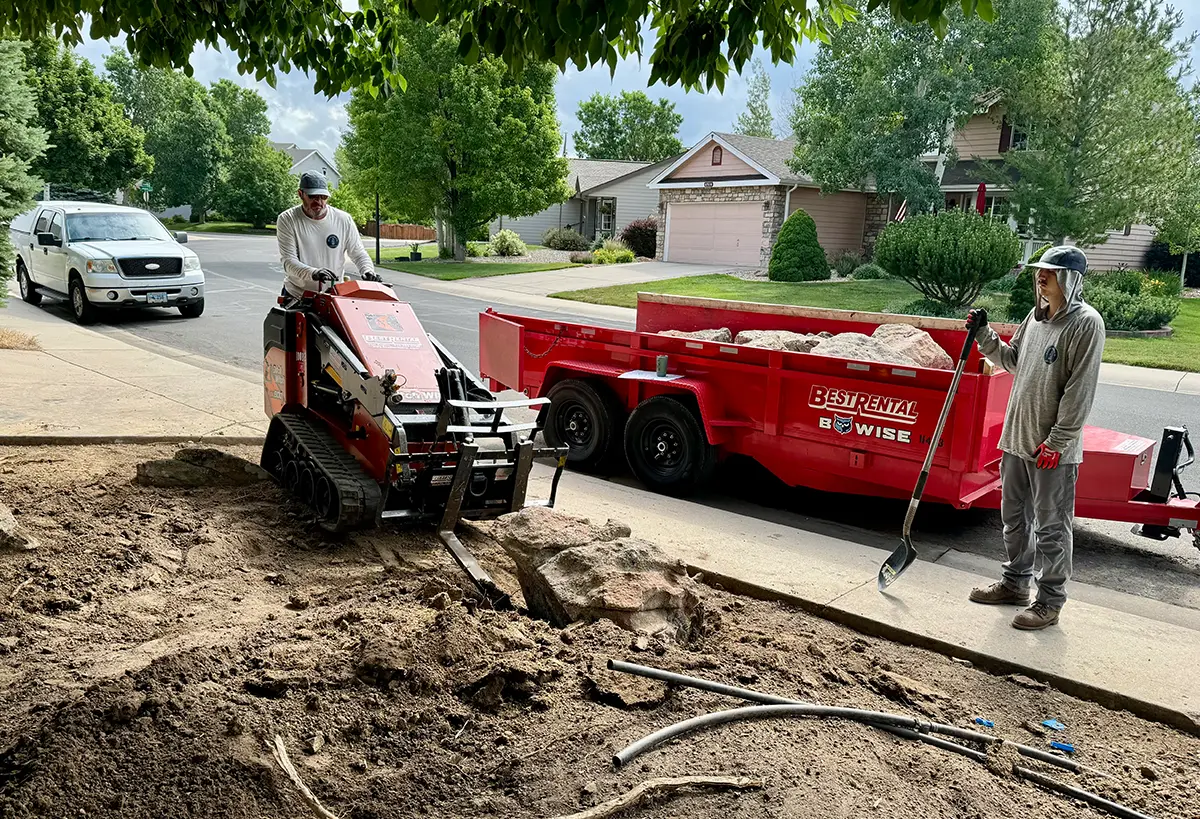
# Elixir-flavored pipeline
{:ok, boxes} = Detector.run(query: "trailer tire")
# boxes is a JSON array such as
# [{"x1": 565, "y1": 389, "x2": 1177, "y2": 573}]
[
  {"x1": 545, "y1": 379, "x2": 625, "y2": 472},
  {"x1": 624, "y1": 395, "x2": 716, "y2": 496}
]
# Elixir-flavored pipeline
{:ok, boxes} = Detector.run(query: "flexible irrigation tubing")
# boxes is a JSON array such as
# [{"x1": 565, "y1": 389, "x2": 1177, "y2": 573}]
[
  {"x1": 608, "y1": 659, "x2": 1083, "y2": 774},
  {"x1": 608, "y1": 661, "x2": 1155, "y2": 819}
]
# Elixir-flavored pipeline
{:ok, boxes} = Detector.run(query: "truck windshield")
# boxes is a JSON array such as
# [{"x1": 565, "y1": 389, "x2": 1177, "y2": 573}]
[{"x1": 66, "y1": 213, "x2": 174, "y2": 243}]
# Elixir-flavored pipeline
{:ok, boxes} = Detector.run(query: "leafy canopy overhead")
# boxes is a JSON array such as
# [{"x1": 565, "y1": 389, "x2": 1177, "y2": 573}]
[{"x1": 0, "y1": 0, "x2": 996, "y2": 96}]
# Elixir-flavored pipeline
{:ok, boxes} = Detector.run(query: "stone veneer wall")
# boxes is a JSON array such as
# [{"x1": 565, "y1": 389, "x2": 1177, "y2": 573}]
[
  {"x1": 862, "y1": 194, "x2": 895, "y2": 257},
  {"x1": 654, "y1": 185, "x2": 788, "y2": 267}
]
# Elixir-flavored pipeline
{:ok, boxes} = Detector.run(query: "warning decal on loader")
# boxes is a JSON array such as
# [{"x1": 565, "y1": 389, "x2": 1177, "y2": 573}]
[{"x1": 362, "y1": 334, "x2": 423, "y2": 350}]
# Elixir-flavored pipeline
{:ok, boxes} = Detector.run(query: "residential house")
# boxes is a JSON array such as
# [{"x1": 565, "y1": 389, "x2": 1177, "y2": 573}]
[
  {"x1": 649, "y1": 120, "x2": 1157, "y2": 270},
  {"x1": 492, "y1": 157, "x2": 673, "y2": 243},
  {"x1": 268, "y1": 141, "x2": 341, "y2": 189}
]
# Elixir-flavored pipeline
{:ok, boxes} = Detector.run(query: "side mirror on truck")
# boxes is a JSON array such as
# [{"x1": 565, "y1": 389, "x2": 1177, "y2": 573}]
[
  {"x1": 36, "y1": 233, "x2": 61, "y2": 248},
  {"x1": 174, "y1": 232, "x2": 188, "y2": 244}
]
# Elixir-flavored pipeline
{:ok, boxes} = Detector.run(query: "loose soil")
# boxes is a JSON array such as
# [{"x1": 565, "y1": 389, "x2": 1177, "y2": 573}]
[{"x1": 0, "y1": 444, "x2": 1196, "y2": 819}]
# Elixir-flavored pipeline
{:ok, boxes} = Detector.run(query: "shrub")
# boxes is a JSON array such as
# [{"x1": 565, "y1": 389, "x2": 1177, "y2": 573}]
[
  {"x1": 594, "y1": 247, "x2": 635, "y2": 264},
  {"x1": 1008, "y1": 244, "x2": 1052, "y2": 320},
  {"x1": 619, "y1": 218, "x2": 658, "y2": 258},
  {"x1": 543, "y1": 227, "x2": 590, "y2": 251},
  {"x1": 874, "y1": 210, "x2": 1019, "y2": 309},
  {"x1": 851, "y1": 262, "x2": 889, "y2": 280},
  {"x1": 602, "y1": 238, "x2": 629, "y2": 252},
  {"x1": 1144, "y1": 241, "x2": 1199, "y2": 286},
  {"x1": 985, "y1": 272, "x2": 1018, "y2": 294},
  {"x1": 591, "y1": 233, "x2": 610, "y2": 251},
  {"x1": 489, "y1": 229, "x2": 527, "y2": 257},
  {"x1": 1084, "y1": 284, "x2": 1179, "y2": 331},
  {"x1": 569, "y1": 251, "x2": 594, "y2": 264},
  {"x1": 768, "y1": 209, "x2": 829, "y2": 282},
  {"x1": 466, "y1": 243, "x2": 482, "y2": 258},
  {"x1": 1143, "y1": 270, "x2": 1183, "y2": 297},
  {"x1": 1092, "y1": 267, "x2": 1143, "y2": 295},
  {"x1": 831, "y1": 250, "x2": 864, "y2": 278},
  {"x1": 439, "y1": 245, "x2": 454, "y2": 260},
  {"x1": 886, "y1": 298, "x2": 964, "y2": 319}
]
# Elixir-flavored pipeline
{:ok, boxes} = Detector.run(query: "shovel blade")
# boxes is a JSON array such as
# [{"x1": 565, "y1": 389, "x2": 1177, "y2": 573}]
[{"x1": 878, "y1": 535, "x2": 918, "y2": 591}]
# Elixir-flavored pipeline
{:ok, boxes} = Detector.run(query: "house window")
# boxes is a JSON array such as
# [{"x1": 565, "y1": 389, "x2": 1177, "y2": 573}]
[
  {"x1": 1000, "y1": 116, "x2": 1030, "y2": 152},
  {"x1": 598, "y1": 198, "x2": 616, "y2": 234},
  {"x1": 712, "y1": 146, "x2": 723, "y2": 166}
]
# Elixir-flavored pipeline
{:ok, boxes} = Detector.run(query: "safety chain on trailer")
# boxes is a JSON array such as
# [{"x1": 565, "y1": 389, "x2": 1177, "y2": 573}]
[{"x1": 525, "y1": 331, "x2": 565, "y2": 359}]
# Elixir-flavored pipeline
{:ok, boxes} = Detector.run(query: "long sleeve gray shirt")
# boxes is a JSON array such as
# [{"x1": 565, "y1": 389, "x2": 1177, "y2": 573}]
[
  {"x1": 975, "y1": 268, "x2": 1105, "y2": 464},
  {"x1": 276, "y1": 204, "x2": 374, "y2": 297}
]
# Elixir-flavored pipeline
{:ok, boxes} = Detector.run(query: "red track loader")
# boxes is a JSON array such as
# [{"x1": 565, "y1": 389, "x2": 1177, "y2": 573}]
[{"x1": 260, "y1": 277, "x2": 566, "y2": 608}]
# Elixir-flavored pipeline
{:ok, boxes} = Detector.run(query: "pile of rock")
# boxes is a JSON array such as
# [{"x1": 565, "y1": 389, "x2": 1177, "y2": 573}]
[{"x1": 661, "y1": 323, "x2": 953, "y2": 370}]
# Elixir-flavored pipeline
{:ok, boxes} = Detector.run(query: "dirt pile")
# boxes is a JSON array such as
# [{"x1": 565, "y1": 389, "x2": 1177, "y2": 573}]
[
  {"x1": 663, "y1": 324, "x2": 953, "y2": 369},
  {"x1": 135, "y1": 448, "x2": 272, "y2": 488},
  {"x1": 0, "y1": 444, "x2": 1196, "y2": 819}
]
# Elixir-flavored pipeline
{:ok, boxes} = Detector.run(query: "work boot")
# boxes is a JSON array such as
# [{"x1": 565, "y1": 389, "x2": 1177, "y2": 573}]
[
  {"x1": 1012, "y1": 602, "x2": 1061, "y2": 631},
  {"x1": 968, "y1": 581, "x2": 1031, "y2": 606}
]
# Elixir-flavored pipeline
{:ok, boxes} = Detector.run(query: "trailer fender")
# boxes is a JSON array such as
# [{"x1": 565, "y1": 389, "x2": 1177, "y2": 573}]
[{"x1": 543, "y1": 360, "x2": 728, "y2": 446}]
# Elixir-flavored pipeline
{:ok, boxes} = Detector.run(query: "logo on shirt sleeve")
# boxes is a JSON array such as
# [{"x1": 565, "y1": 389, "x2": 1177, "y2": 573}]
[
  {"x1": 326, "y1": 234, "x2": 340, "y2": 248},
  {"x1": 1044, "y1": 344, "x2": 1058, "y2": 364}
]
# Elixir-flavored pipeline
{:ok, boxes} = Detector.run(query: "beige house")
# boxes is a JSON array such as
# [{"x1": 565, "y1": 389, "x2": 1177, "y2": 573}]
[{"x1": 651, "y1": 116, "x2": 1157, "y2": 269}]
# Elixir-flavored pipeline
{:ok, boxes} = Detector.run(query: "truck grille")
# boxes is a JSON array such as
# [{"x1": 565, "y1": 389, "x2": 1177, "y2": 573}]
[{"x1": 118, "y1": 257, "x2": 182, "y2": 278}]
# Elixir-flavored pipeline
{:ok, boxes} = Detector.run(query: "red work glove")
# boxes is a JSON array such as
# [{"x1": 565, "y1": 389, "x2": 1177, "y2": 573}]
[{"x1": 1035, "y1": 443, "x2": 1060, "y2": 470}]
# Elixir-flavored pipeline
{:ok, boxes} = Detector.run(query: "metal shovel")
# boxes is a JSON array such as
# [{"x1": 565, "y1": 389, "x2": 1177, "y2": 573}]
[{"x1": 878, "y1": 312, "x2": 987, "y2": 591}]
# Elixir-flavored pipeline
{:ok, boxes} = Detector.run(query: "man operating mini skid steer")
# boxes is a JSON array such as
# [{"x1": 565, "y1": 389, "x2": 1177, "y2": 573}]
[
  {"x1": 965, "y1": 246, "x2": 1105, "y2": 630},
  {"x1": 276, "y1": 171, "x2": 379, "y2": 299}
]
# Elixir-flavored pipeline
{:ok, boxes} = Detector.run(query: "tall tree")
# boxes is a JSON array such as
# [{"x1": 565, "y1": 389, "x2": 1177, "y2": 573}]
[
  {"x1": 217, "y1": 138, "x2": 295, "y2": 229},
  {"x1": 342, "y1": 18, "x2": 569, "y2": 260},
  {"x1": 0, "y1": 40, "x2": 47, "y2": 300},
  {"x1": 733, "y1": 60, "x2": 776, "y2": 138},
  {"x1": 20, "y1": 39, "x2": 151, "y2": 196},
  {"x1": 208, "y1": 79, "x2": 271, "y2": 150},
  {"x1": 573, "y1": 91, "x2": 685, "y2": 161},
  {"x1": 2, "y1": 0, "x2": 994, "y2": 96},
  {"x1": 986, "y1": 0, "x2": 1199, "y2": 245},
  {"x1": 788, "y1": 0, "x2": 1055, "y2": 210},
  {"x1": 104, "y1": 51, "x2": 228, "y2": 220}
]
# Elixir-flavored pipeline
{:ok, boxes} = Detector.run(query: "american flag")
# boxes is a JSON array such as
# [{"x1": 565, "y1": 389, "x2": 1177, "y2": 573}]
[{"x1": 895, "y1": 199, "x2": 908, "y2": 222}]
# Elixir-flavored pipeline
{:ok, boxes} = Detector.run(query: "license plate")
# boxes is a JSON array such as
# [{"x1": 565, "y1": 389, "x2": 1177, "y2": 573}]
[{"x1": 147, "y1": 292, "x2": 168, "y2": 305}]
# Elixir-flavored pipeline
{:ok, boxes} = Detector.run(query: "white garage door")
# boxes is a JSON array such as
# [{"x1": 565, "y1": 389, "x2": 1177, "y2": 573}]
[{"x1": 665, "y1": 202, "x2": 764, "y2": 266}]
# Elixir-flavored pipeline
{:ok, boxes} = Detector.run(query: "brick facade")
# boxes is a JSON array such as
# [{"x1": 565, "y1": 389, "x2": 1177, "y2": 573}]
[
  {"x1": 862, "y1": 194, "x2": 894, "y2": 257},
  {"x1": 655, "y1": 185, "x2": 788, "y2": 267}
]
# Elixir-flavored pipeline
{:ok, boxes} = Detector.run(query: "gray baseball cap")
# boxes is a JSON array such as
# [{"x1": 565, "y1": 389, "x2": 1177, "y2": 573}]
[
  {"x1": 1026, "y1": 245, "x2": 1087, "y2": 275},
  {"x1": 298, "y1": 171, "x2": 330, "y2": 197}
]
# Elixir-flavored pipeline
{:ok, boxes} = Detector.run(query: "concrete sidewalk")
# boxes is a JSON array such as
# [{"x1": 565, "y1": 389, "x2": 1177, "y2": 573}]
[{"x1": 0, "y1": 307, "x2": 264, "y2": 440}]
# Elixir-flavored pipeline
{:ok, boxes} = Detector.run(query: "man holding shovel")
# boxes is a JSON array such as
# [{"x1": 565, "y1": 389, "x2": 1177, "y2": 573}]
[{"x1": 965, "y1": 246, "x2": 1106, "y2": 630}]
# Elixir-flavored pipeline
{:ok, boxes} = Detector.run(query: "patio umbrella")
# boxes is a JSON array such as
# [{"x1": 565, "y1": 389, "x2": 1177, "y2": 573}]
[{"x1": 975, "y1": 182, "x2": 987, "y2": 215}]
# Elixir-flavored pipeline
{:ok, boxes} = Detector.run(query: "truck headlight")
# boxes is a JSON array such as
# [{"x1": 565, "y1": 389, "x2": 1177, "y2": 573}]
[
  {"x1": 183, "y1": 256, "x2": 201, "y2": 271},
  {"x1": 86, "y1": 259, "x2": 119, "y2": 274}
]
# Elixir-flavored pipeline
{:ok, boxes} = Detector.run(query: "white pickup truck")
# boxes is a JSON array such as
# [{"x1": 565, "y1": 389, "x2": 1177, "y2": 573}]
[{"x1": 9, "y1": 201, "x2": 206, "y2": 324}]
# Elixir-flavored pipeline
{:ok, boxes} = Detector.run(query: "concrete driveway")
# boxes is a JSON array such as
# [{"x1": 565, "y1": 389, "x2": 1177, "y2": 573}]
[{"x1": 457, "y1": 260, "x2": 742, "y2": 297}]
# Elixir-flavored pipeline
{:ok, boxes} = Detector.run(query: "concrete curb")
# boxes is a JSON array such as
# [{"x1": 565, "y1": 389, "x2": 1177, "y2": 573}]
[
  {"x1": 693, "y1": 566, "x2": 1200, "y2": 738},
  {"x1": 0, "y1": 435, "x2": 266, "y2": 446}
]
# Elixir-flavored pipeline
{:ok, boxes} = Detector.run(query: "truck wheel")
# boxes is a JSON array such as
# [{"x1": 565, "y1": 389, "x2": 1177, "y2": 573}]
[
  {"x1": 545, "y1": 379, "x2": 625, "y2": 472},
  {"x1": 624, "y1": 395, "x2": 716, "y2": 496},
  {"x1": 179, "y1": 299, "x2": 204, "y2": 318},
  {"x1": 69, "y1": 276, "x2": 97, "y2": 325},
  {"x1": 17, "y1": 262, "x2": 41, "y2": 306}
]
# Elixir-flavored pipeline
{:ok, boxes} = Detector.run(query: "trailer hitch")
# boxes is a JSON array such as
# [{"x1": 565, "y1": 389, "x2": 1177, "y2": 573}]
[{"x1": 1132, "y1": 426, "x2": 1198, "y2": 546}]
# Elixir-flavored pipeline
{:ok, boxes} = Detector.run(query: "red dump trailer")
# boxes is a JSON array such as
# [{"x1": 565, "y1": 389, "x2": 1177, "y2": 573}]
[{"x1": 479, "y1": 293, "x2": 1199, "y2": 548}]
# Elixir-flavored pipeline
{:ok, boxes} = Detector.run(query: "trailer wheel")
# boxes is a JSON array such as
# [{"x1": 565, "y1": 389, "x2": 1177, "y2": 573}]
[
  {"x1": 545, "y1": 379, "x2": 625, "y2": 472},
  {"x1": 624, "y1": 395, "x2": 716, "y2": 496}
]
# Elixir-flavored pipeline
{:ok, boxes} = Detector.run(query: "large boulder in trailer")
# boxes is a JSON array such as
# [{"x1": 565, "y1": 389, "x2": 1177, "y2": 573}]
[
  {"x1": 810, "y1": 333, "x2": 921, "y2": 367},
  {"x1": 733, "y1": 330, "x2": 822, "y2": 353},
  {"x1": 872, "y1": 324, "x2": 953, "y2": 370},
  {"x1": 659, "y1": 328, "x2": 733, "y2": 343},
  {"x1": 494, "y1": 507, "x2": 701, "y2": 639}
]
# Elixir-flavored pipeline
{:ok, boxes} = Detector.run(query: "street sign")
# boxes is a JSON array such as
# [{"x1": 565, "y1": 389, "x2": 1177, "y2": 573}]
[{"x1": 139, "y1": 182, "x2": 153, "y2": 192}]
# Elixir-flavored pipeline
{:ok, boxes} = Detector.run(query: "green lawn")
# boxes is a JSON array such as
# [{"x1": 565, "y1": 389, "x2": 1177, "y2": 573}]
[
  {"x1": 1103, "y1": 300, "x2": 1200, "y2": 373},
  {"x1": 175, "y1": 221, "x2": 275, "y2": 235},
  {"x1": 550, "y1": 274, "x2": 918, "y2": 310},
  {"x1": 375, "y1": 242, "x2": 544, "y2": 262},
  {"x1": 380, "y1": 260, "x2": 578, "y2": 281},
  {"x1": 551, "y1": 273, "x2": 1200, "y2": 372}
]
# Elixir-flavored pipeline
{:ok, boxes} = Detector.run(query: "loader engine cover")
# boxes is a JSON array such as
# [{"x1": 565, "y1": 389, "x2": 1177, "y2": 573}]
[{"x1": 320, "y1": 282, "x2": 445, "y2": 404}]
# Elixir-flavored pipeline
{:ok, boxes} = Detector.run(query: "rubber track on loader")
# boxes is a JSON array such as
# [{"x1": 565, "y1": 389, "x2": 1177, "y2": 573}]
[{"x1": 269, "y1": 413, "x2": 382, "y2": 533}]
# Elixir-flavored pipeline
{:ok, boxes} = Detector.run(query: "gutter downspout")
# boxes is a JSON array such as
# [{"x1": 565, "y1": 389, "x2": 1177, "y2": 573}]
[{"x1": 783, "y1": 184, "x2": 799, "y2": 221}]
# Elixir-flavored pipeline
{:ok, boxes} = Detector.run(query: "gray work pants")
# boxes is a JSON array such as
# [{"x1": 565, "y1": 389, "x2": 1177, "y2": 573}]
[{"x1": 999, "y1": 452, "x2": 1079, "y2": 608}]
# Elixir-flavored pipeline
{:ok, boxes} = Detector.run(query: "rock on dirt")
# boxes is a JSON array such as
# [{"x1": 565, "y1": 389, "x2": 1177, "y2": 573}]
[
  {"x1": 732, "y1": 330, "x2": 822, "y2": 353},
  {"x1": 659, "y1": 328, "x2": 733, "y2": 343},
  {"x1": 0, "y1": 502, "x2": 39, "y2": 552},
  {"x1": 135, "y1": 448, "x2": 271, "y2": 488},
  {"x1": 494, "y1": 507, "x2": 702, "y2": 639},
  {"x1": 809, "y1": 333, "x2": 921, "y2": 367},
  {"x1": 872, "y1": 324, "x2": 953, "y2": 370}
]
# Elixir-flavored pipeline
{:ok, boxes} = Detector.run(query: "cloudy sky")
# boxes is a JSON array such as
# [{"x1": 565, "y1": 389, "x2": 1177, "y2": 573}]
[{"x1": 73, "y1": 3, "x2": 1200, "y2": 167}]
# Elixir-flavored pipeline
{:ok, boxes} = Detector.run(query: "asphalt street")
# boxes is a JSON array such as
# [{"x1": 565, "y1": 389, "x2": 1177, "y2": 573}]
[{"x1": 11, "y1": 232, "x2": 1200, "y2": 608}]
